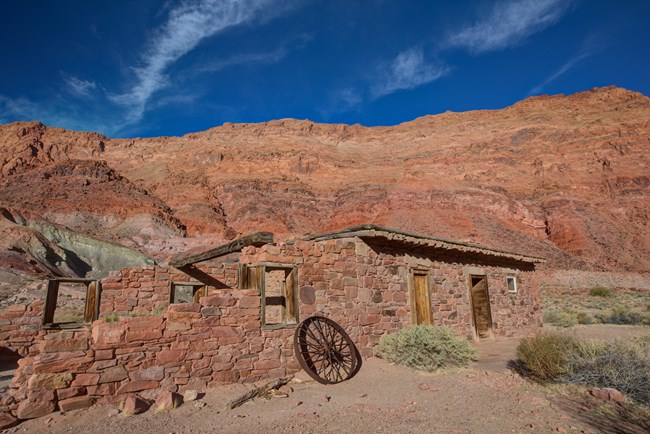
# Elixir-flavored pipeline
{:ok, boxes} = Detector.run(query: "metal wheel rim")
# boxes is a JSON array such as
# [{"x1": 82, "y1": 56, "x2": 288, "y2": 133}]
[{"x1": 293, "y1": 316, "x2": 358, "y2": 384}]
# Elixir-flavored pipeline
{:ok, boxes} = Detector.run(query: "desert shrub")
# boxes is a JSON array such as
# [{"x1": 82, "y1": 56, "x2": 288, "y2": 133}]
[
  {"x1": 589, "y1": 286, "x2": 613, "y2": 298},
  {"x1": 576, "y1": 311, "x2": 594, "y2": 325},
  {"x1": 596, "y1": 306, "x2": 645, "y2": 325},
  {"x1": 543, "y1": 309, "x2": 577, "y2": 327},
  {"x1": 374, "y1": 325, "x2": 477, "y2": 371},
  {"x1": 516, "y1": 333, "x2": 577, "y2": 382},
  {"x1": 104, "y1": 314, "x2": 119, "y2": 323},
  {"x1": 563, "y1": 339, "x2": 650, "y2": 404}
]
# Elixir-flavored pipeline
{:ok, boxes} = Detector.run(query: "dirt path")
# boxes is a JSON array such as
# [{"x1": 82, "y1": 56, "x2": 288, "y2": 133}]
[{"x1": 5, "y1": 328, "x2": 649, "y2": 434}]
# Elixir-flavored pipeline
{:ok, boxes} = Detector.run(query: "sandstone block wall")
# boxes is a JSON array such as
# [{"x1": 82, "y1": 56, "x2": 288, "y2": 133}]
[
  {"x1": 3, "y1": 289, "x2": 296, "y2": 419},
  {"x1": 1, "y1": 236, "x2": 541, "y2": 421},
  {"x1": 240, "y1": 236, "x2": 541, "y2": 355}
]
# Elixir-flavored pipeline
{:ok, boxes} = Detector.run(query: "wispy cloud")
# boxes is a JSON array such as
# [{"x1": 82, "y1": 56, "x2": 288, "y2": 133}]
[
  {"x1": 527, "y1": 35, "x2": 603, "y2": 95},
  {"x1": 446, "y1": 0, "x2": 572, "y2": 54},
  {"x1": 110, "y1": 0, "x2": 282, "y2": 126},
  {"x1": 63, "y1": 75, "x2": 97, "y2": 97},
  {"x1": 371, "y1": 48, "x2": 448, "y2": 99},
  {"x1": 196, "y1": 33, "x2": 311, "y2": 73}
]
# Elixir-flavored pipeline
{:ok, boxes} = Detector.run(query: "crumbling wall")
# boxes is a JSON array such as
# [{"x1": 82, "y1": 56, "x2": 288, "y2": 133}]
[
  {"x1": 4, "y1": 288, "x2": 296, "y2": 419},
  {"x1": 0, "y1": 301, "x2": 44, "y2": 356},
  {"x1": 99, "y1": 262, "x2": 239, "y2": 316}
]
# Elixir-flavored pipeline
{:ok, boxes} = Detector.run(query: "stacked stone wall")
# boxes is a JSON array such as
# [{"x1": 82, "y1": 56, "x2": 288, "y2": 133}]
[
  {"x1": 0, "y1": 301, "x2": 44, "y2": 356},
  {"x1": 1, "y1": 236, "x2": 541, "y2": 422},
  {"x1": 3, "y1": 281, "x2": 296, "y2": 419}
]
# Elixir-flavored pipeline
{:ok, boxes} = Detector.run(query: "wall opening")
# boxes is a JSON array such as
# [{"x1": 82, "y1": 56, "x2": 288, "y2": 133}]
[
  {"x1": 262, "y1": 266, "x2": 298, "y2": 328},
  {"x1": 43, "y1": 278, "x2": 100, "y2": 328},
  {"x1": 169, "y1": 282, "x2": 207, "y2": 304},
  {"x1": 469, "y1": 275, "x2": 493, "y2": 340}
]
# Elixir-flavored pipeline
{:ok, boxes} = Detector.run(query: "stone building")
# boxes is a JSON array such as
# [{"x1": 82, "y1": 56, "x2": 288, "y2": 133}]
[{"x1": 0, "y1": 224, "x2": 543, "y2": 421}]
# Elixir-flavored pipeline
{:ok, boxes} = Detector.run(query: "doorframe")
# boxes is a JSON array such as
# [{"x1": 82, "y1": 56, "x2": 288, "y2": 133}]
[
  {"x1": 408, "y1": 268, "x2": 433, "y2": 325},
  {"x1": 467, "y1": 274, "x2": 494, "y2": 341}
]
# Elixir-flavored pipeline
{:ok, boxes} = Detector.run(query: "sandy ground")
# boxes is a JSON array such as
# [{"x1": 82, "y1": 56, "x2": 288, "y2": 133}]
[{"x1": 4, "y1": 325, "x2": 649, "y2": 434}]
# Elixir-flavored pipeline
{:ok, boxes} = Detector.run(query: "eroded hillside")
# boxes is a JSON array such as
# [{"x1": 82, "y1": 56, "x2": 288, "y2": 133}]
[{"x1": 1, "y1": 86, "x2": 648, "y2": 278}]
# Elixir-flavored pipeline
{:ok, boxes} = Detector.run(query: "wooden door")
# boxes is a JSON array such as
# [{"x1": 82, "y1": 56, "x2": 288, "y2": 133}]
[
  {"x1": 412, "y1": 273, "x2": 432, "y2": 325},
  {"x1": 470, "y1": 276, "x2": 493, "y2": 339}
]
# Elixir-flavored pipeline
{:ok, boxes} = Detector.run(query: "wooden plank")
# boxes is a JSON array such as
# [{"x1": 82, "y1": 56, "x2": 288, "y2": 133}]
[
  {"x1": 84, "y1": 282, "x2": 96, "y2": 323},
  {"x1": 42, "y1": 280, "x2": 59, "y2": 325},
  {"x1": 226, "y1": 376, "x2": 293, "y2": 409},
  {"x1": 284, "y1": 268, "x2": 298, "y2": 324},
  {"x1": 169, "y1": 232, "x2": 274, "y2": 267}
]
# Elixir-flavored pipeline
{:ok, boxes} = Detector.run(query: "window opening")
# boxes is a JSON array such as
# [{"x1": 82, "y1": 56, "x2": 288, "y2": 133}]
[
  {"x1": 262, "y1": 266, "x2": 298, "y2": 327},
  {"x1": 169, "y1": 282, "x2": 207, "y2": 304},
  {"x1": 43, "y1": 278, "x2": 100, "y2": 327},
  {"x1": 507, "y1": 276, "x2": 517, "y2": 293}
]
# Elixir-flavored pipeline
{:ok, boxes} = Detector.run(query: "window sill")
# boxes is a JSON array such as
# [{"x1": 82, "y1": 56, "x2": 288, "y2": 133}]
[{"x1": 262, "y1": 323, "x2": 298, "y2": 331}]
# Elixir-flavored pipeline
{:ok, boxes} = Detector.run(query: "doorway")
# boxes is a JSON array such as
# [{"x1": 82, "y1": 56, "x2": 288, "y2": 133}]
[{"x1": 469, "y1": 276, "x2": 493, "y2": 339}]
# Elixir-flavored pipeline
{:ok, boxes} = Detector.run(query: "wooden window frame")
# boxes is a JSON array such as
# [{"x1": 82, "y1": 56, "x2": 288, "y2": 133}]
[
  {"x1": 408, "y1": 268, "x2": 433, "y2": 326},
  {"x1": 168, "y1": 282, "x2": 208, "y2": 304},
  {"x1": 240, "y1": 263, "x2": 299, "y2": 330},
  {"x1": 42, "y1": 278, "x2": 101, "y2": 328}
]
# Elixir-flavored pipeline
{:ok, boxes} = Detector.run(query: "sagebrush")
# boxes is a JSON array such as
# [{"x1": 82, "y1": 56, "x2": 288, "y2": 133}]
[
  {"x1": 589, "y1": 286, "x2": 613, "y2": 297},
  {"x1": 516, "y1": 333, "x2": 577, "y2": 381},
  {"x1": 374, "y1": 325, "x2": 477, "y2": 371}
]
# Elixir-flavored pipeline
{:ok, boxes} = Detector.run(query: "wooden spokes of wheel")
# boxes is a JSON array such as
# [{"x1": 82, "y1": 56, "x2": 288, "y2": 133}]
[{"x1": 293, "y1": 316, "x2": 359, "y2": 384}]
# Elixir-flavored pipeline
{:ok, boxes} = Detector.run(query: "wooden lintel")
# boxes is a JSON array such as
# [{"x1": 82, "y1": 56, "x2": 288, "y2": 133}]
[{"x1": 170, "y1": 232, "x2": 274, "y2": 268}]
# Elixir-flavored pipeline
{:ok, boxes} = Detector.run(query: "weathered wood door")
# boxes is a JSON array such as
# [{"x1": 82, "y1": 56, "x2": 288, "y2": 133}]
[
  {"x1": 470, "y1": 276, "x2": 493, "y2": 339},
  {"x1": 411, "y1": 273, "x2": 432, "y2": 325}
]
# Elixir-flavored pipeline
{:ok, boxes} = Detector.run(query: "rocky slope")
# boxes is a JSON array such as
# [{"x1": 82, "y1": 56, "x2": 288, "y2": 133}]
[{"x1": 0, "y1": 86, "x2": 648, "y2": 284}]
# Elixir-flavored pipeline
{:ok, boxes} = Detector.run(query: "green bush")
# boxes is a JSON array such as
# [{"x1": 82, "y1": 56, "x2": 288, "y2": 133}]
[
  {"x1": 516, "y1": 333, "x2": 577, "y2": 381},
  {"x1": 589, "y1": 286, "x2": 613, "y2": 297},
  {"x1": 596, "y1": 306, "x2": 645, "y2": 325},
  {"x1": 374, "y1": 325, "x2": 477, "y2": 371},
  {"x1": 543, "y1": 309, "x2": 577, "y2": 327},
  {"x1": 576, "y1": 311, "x2": 594, "y2": 325}
]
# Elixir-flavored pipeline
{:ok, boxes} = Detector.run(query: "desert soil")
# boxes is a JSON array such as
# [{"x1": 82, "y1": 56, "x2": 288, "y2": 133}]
[{"x1": 4, "y1": 325, "x2": 648, "y2": 434}]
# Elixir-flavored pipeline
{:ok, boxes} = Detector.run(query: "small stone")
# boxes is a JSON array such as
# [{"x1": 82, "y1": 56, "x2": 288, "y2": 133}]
[
  {"x1": 604, "y1": 388, "x2": 624, "y2": 402},
  {"x1": 183, "y1": 390, "x2": 199, "y2": 402},
  {"x1": 294, "y1": 401, "x2": 303, "y2": 407},
  {"x1": 0, "y1": 413, "x2": 19, "y2": 430},
  {"x1": 107, "y1": 408, "x2": 120, "y2": 417},
  {"x1": 590, "y1": 388, "x2": 609, "y2": 400},
  {"x1": 322, "y1": 394, "x2": 331, "y2": 403},
  {"x1": 278, "y1": 385, "x2": 293, "y2": 395},
  {"x1": 122, "y1": 395, "x2": 150, "y2": 415},
  {"x1": 194, "y1": 401, "x2": 207, "y2": 409},
  {"x1": 155, "y1": 390, "x2": 183, "y2": 411},
  {"x1": 418, "y1": 383, "x2": 430, "y2": 390},
  {"x1": 359, "y1": 393, "x2": 367, "y2": 398}
]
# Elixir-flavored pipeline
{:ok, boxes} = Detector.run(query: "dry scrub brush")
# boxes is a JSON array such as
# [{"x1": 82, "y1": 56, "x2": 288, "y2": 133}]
[
  {"x1": 517, "y1": 333, "x2": 650, "y2": 405},
  {"x1": 374, "y1": 325, "x2": 477, "y2": 371}
]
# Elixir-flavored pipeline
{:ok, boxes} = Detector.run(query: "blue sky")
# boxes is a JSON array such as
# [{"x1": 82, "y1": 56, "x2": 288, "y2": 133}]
[{"x1": 0, "y1": 0, "x2": 648, "y2": 138}]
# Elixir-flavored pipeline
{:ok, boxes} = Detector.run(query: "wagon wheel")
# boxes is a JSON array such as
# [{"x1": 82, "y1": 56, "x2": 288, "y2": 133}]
[{"x1": 293, "y1": 316, "x2": 359, "y2": 384}]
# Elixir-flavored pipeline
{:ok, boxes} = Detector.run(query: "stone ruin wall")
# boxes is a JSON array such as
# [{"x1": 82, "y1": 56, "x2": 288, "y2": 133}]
[
  {"x1": 1, "y1": 262, "x2": 297, "y2": 419},
  {"x1": 0, "y1": 236, "x2": 541, "y2": 420}
]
